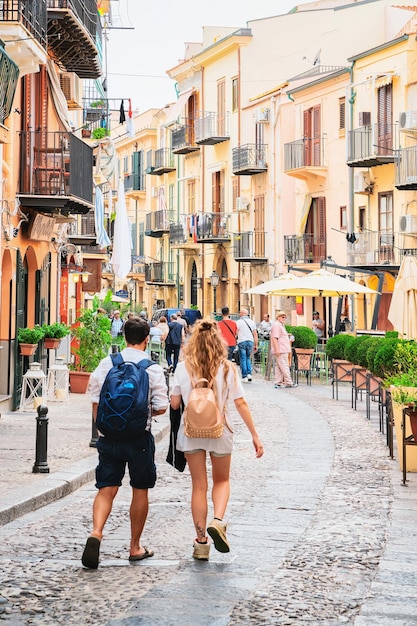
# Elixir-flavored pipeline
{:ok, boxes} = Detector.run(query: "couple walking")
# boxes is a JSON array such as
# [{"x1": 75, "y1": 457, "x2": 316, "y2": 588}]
[
  {"x1": 82, "y1": 317, "x2": 263, "y2": 568},
  {"x1": 218, "y1": 307, "x2": 258, "y2": 382}
]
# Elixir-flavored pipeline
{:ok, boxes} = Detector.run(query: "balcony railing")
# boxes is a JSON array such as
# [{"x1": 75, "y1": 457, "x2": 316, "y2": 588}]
[
  {"x1": 346, "y1": 230, "x2": 402, "y2": 265},
  {"x1": 124, "y1": 173, "x2": 145, "y2": 193},
  {"x1": 169, "y1": 217, "x2": 200, "y2": 247},
  {"x1": 18, "y1": 130, "x2": 93, "y2": 214},
  {"x1": 233, "y1": 232, "x2": 267, "y2": 263},
  {"x1": 67, "y1": 211, "x2": 96, "y2": 247},
  {"x1": 195, "y1": 112, "x2": 229, "y2": 145},
  {"x1": 284, "y1": 233, "x2": 326, "y2": 264},
  {"x1": 145, "y1": 210, "x2": 170, "y2": 237},
  {"x1": 194, "y1": 212, "x2": 231, "y2": 243},
  {"x1": 284, "y1": 136, "x2": 326, "y2": 173},
  {"x1": 144, "y1": 261, "x2": 176, "y2": 285},
  {"x1": 171, "y1": 121, "x2": 199, "y2": 155},
  {"x1": 47, "y1": 0, "x2": 100, "y2": 78},
  {"x1": 347, "y1": 124, "x2": 398, "y2": 167},
  {"x1": 232, "y1": 144, "x2": 267, "y2": 175},
  {"x1": 0, "y1": 0, "x2": 47, "y2": 48},
  {"x1": 150, "y1": 148, "x2": 175, "y2": 175},
  {"x1": 395, "y1": 146, "x2": 417, "y2": 190}
]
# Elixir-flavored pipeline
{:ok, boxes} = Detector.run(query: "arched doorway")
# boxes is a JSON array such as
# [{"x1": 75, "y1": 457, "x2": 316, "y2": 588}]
[{"x1": 190, "y1": 261, "x2": 198, "y2": 306}]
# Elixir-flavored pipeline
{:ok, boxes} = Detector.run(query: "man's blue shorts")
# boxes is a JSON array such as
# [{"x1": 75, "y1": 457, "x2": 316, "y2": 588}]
[{"x1": 95, "y1": 432, "x2": 156, "y2": 490}]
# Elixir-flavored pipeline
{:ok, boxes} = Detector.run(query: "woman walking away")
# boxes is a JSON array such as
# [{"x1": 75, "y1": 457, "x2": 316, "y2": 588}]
[{"x1": 170, "y1": 318, "x2": 264, "y2": 561}]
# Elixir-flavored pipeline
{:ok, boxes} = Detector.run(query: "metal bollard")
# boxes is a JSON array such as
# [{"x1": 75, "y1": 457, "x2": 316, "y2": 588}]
[
  {"x1": 90, "y1": 407, "x2": 98, "y2": 448},
  {"x1": 32, "y1": 405, "x2": 50, "y2": 474}
]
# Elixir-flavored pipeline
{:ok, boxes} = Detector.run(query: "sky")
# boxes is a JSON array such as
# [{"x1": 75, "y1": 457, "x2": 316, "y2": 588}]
[{"x1": 106, "y1": 0, "x2": 313, "y2": 114}]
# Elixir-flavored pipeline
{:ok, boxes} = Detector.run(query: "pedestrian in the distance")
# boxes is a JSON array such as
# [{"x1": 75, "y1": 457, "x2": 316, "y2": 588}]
[
  {"x1": 312, "y1": 311, "x2": 325, "y2": 344},
  {"x1": 170, "y1": 318, "x2": 264, "y2": 561},
  {"x1": 218, "y1": 306, "x2": 237, "y2": 360},
  {"x1": 236, "y1": 308, "x2": 258, "y2": 382},
  {"x1": 110, "y1": 310, "x2": 123, "y2": 339},
  {"x1": 270, "y1": 311, "x2": 297, "y2": 388},
  {"x1": 81, "y1": 317, "x2": 168, "y2": 569},
  {"x1": 165, "y1": 313, "x2": 184, "y2": 372}
]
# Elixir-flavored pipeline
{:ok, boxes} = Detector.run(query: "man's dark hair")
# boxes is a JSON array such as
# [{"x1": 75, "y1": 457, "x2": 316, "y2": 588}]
[
  {"x1": 124, "y1": 317, "x2": 150, "y2": 345},
  {"x1": 221, "y1": 306, "x2": 229, "y2": 316}
]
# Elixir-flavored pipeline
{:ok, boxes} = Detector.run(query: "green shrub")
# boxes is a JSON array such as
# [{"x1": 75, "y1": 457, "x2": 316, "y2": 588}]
[
  {"x1": 385, "y1": 330, "x2": 399, "y2": 339},
  {"x1": 92, "y1": 127, "x2": 109, "y2": 140},
  {"x1": 365, "y1": 337, "x2": 385, "y2": 374},
  {"x1": 71, "y1": 309, "x2": 112, "y2": 372},
  {"x1": 373, "y1": 338, "x2": 399, "y2": 379},
  {"x1": 286, "y1": 325, "x2": 317, "y2": 349},
  {"x1": 394, "y1": 340, "x2": 417, "y2": 377},
  {"x1": 325, "y1": 334, "x2": 354, "y2": 360},
  {"x1": 355, "y1": 336, "x2": 375, "y2": 368}
]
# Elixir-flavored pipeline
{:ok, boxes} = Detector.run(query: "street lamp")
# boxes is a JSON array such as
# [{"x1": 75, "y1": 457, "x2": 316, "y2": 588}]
[
  {"x1": 127, "y1": 278, "x2": 135, "y2": 308},
  {"x1": 210, "y1": 270, "x2": 220, "y2": 317},
  {"x1": 324, "y1": 256, "x2": 336, "y2": 338}
]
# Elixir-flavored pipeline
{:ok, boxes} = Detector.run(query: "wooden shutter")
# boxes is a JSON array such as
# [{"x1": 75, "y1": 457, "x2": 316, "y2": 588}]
[
  {"x1": 217, "y1": 79, "x2": 225, "y2": 135},
  {"x1": 303, "y1": 109, "x2": 311, "y2": 166},
  {"x1": 377, "y1": 83, "x2": 392, "y2": 155},
  {"x1": 313, "y1": 105, "x2": 321, "y2": 166}
]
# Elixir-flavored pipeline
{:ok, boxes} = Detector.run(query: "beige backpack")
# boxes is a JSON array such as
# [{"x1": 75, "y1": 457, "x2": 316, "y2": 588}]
[{"x1": 183, "y1": 364, "x2": 224, "y2": 438}]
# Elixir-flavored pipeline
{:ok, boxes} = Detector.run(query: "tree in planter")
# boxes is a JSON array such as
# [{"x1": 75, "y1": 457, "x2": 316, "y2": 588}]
[{"x1": 71, "y1": 309, "x2": 112, "y2": 373}]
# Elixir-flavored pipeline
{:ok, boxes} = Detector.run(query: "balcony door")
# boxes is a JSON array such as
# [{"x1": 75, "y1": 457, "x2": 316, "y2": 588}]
[
  {"x1": 303, "y1": 105, "x2": 321, "y2": 166},
  {"x1": 305, "y1": 196, "x2": 326, "y2": 262},
  {"x1": 378, "y1": 191, "x2": 393, "y2": 262}
]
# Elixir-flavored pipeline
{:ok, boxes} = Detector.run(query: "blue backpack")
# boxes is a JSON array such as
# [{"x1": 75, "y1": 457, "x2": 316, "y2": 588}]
[{"x1": 96, "y1": 353, "x2": 155, "y2": 440}]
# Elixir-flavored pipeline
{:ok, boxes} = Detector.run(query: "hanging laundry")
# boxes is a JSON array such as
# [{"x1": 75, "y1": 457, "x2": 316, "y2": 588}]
[
  {"x1": 126, "y1": 99, "x2": 135, "y2": 137},
  {"x1": 119, "y1": 100, "x2": 126, "y2": 124}
]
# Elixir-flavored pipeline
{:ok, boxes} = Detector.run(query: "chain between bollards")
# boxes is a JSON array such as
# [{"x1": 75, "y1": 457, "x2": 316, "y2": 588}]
[{"x1": 33, "y1": 405, "x2": 49, "y2": 474}]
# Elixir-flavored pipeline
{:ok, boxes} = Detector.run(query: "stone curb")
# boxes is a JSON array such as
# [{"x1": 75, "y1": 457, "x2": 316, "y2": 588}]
[{"x1": 0, "y1": 421, "x2": 171, "y2": 527}]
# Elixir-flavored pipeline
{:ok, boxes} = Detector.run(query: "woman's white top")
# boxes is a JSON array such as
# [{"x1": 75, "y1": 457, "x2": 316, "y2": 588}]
[{"x1": 172, "y1": 360, "x2": 244, "y2": 454}]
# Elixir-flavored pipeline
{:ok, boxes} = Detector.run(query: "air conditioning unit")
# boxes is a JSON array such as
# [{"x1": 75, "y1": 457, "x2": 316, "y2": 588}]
[
  {"x1": 354, "y1": 171, "x2": 374, "y2": 194},
  {"x1": 236, "y1": 197, "x2": 250, "y2": 211},
  {"x1": 399, "y1": 111, "x2": 417, "y2": 132},
  {"x1": 151, "y1": 186, "x2": 159, "y2": 198},
  {"x1": 59, "y1": 72, "x2": 82, "y2": 109},
  {"x1": 399, "y1": 214, "x2": 417, "y2": 234},
  {"x1": 255, "y1": 108, "x2": 270, "y2": 123},
  {"x1": 358, "y1": 111, "x2": 371, "y2": 127}
]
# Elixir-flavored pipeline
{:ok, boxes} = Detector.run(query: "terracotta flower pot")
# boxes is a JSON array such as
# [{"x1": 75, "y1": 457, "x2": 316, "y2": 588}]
[
  {"x1": 69, "y1": 371, "x2": 91, "y2": 394},
  {"x1": 19, "y1": 343, "x2": 38, "y2": 356},
  {"x1": 44, "y1": 338, "x2": 61, "y2": 350}
]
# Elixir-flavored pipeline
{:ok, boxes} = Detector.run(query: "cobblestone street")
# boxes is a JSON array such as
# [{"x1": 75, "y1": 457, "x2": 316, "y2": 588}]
[{"x1": 0, "y1": 377, "x2": 416, "y2": 625}]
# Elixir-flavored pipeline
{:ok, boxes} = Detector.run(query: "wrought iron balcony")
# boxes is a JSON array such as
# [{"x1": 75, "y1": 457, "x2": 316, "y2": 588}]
[
  {"x1": 233, "y1": 232, "x2": 267, "y2": 263},
  {"x1": 395, "y1": 146, "x2": 417, "y2": 190},
  {"x1": 145, "y1": 210, "x2": 170, "y2": 238},
  {"x1": 149, "y1": 148, "x2": 175, "y2": 175},
  {"x1": 67, "y1": 211, "x2": 96, "y2": 247},
  {"x1": 47, "y1": 0, "x2": 100, "y2": 78},
  {"x1": 144, "y1": 261, "x2": 176, "y2": 286},
  {"x1": 284, "y1": 136, "x2": 327, "y2": 179},
  {"x1": 0, "y1": 44, "x2": 19, "y2": 126},
  {"x1": 347, "y1": 123, "x2": 398, "y2": 167},
  {"x1": 18, "y1": 130, "x2": 93, "y2": 214},
  {"x1": 195, "y1": 112, "x2": 230, "y2": 145},
  {"x1": 284, "y1": 233, "x2": 326, "y2": 265},
  {"x1": 194, "y1": 212, "x2": 231, "y2": 243},
  {"x1": 232, "y1": 144, "x2": 267, "y2": 175},
  {"x1": 171, "y1": 121, "x2": 200, "y2": 155},
  {"x1": 346, "y1": 230, "x2": 400, "y2": 266},
  {"x1": 0, "y1": 0, "x2": 47, "y2": 73},
  {"x1": 169, "y1": 218, "x2": 200, "y2": 248}
]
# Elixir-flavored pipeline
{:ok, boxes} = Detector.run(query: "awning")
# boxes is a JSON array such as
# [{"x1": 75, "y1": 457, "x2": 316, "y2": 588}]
[{"x1": 163, "y1": 89, "x2": 193, "y2": 126}]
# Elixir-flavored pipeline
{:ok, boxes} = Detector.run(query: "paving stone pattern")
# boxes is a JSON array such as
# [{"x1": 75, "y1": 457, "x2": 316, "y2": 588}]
[{"x1": 0, "y1": 378, "x2": 416, "y2": 624}]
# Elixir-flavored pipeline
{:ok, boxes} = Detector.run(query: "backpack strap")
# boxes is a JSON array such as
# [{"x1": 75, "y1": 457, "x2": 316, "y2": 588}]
[
  {"x1": 136, "y1": 358, "x2": 156, "y2": 371},
  {"x1": 111, "y1": 352, "x2": 124, "y2": 366}
]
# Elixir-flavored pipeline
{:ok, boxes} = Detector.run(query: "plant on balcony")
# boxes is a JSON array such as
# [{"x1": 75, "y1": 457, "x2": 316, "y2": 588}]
[
  {"x1": 92, "y1": 127, "x2": 109, "y2": 140},
  {"x1": 81, "y1": 125, "x2": 91, "y2": 138},
  {"x1": 90, "y1": 100, "x2": 105, "y2": 108}
]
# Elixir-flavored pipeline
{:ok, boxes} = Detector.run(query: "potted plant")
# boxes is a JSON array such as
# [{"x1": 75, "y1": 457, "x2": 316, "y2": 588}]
[
  {"x1": 286, "y1": 325, "x2": 317, "y2": 382},
  {"x1": 81, "y1": 125, "x2": 91, "y2": 138},
  {"x1": 91, "y1": 127, "x2": 109, "y2": 141},
  {"x1": 42, "y1": 322, "x2": 71, "y2": 350},
  {"x1": 17, "y1": 326, "x2": 45, "y2": 356},
  {"x1": 70, "y1": 309, "x2": 112, "y2": 393}
]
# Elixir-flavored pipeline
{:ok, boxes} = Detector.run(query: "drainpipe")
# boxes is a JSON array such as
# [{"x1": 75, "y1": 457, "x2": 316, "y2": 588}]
[{"x1": 348, "y1": 62, "x2": 356, "y2": 330}]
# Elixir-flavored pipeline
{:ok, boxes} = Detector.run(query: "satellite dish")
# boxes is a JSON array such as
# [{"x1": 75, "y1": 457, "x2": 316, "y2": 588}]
[{"x1": 313, "y1": 48, "x2": 321, "y2": 66}]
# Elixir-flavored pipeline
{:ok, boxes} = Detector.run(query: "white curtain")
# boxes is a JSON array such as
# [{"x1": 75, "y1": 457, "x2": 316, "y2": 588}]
[{"x1": 46, "y1": 59, "x2": 73, "y2": 132}]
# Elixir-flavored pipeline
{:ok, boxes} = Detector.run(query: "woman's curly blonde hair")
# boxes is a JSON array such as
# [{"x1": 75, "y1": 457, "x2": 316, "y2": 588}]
[{"x1": 183, "y1": 318, "x2": 233, "y2": 389}]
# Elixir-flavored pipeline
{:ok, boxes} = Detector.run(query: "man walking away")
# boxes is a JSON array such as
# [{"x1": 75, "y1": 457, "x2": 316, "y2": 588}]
[
  {"x1": 81, "y1": 317, "x2": 168, "y2": 569},
  {"x1": 218, "y1": 306, "x2": 237, "y2": 360},
  {"x1": 165, "y1": 314, "x2": 184, "y2": 372},
  {"x1": 236, "y1": 308, "x2": 258, "y2": 382}
]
